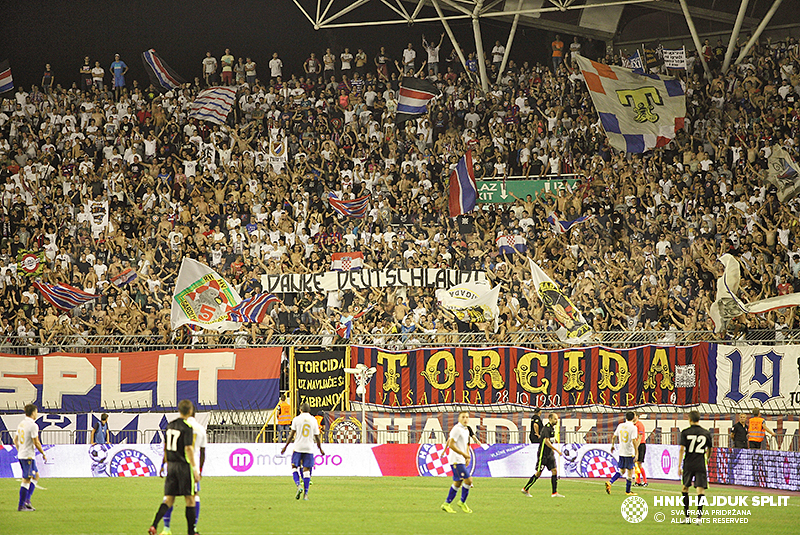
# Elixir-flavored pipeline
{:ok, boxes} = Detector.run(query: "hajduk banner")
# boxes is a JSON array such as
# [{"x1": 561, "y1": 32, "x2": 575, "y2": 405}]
[
  {"x1": 710, "y1": 344, "x2": 800, "y2": 409},
  {"x1": 262, "y1": 268, "x2": 486, "y2": 293},
  {"x1": 0, "y1": 348, "x2": 282, "y2": 412},
  {"x1": 171, "y1": 258, "x2": 241, "y2": 331},
  {"x1": 349, "y1": 345, "x2": 709, "y2": 408},
  {"x1": 435, "y1": 281, "x2": 500, "y2": 327},
  {"x1": 293, "y1": 348, "x2": 347, "y2": 412}
]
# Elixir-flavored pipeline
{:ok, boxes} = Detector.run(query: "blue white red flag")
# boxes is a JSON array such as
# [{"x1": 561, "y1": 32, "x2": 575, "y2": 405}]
[
  {"x1": 328, "y1": 193, "x2": 370, "y2": 218},
  {"x1": 331, "y1": 252, "x2": 364, "y2": 271},
  {"x1": 0, "y1": 60, "x2": 13, "y2": 93},
  {"x1": 395, "y1": 77, "x2": 441, "y2": 124},
  {"x1": 448, "y1": 151, "x2": 477, "y2": 218},
  {"x1": 228, "y1": 293, "x2": 281, "y2": 323},
  {"x1": 34, "y1": 281, "x2": 99, "y2": 311},
  {"x1": 547, "y1": 213, "x2": 594, "y2": 234},
  {"x1": 141, "y1": 49, "x2": 185, "y2": 93},
  {"x1": 110, "y1": 268, "x2": 138, "y2": 287},
  {"x1": 188, "y1": 86, "x2": 238, "y2": 125},
  {"x1": 496, "y1": 234, "x2": 526, "y2": 255}
]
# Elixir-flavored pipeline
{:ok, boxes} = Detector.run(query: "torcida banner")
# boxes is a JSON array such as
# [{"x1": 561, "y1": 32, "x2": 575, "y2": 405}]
[{"x1": 349, "y1": 345, "x2": 710, "y2": 408}]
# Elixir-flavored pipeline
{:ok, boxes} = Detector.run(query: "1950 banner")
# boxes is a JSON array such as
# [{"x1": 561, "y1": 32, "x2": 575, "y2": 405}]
[
  {"x1": 349, "y1": 345, "x2": 710, "y2": 408},
  {"x1": 0, "y1": 348, "x2": 282, "y2": 412}
]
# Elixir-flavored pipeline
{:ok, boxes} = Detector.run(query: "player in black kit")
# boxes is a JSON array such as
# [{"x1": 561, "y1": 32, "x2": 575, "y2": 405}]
[
  {"x1": 678, "y1": 410, "x2": 712, "y2": 524},
  {"x1": 521, "y1": 412, "x2": 563, "y2": 497},
  {"x1": 148, "y1": 400, "x2": 201, "y2": 535}
]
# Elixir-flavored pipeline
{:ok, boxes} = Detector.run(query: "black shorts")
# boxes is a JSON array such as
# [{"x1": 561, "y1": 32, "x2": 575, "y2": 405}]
[
  {"x1": 637, "y1": 443, "x2": 646, "y2": 463},
  {"x1": 537, "y1": 452, "x2": 556, "y2": 472},
  {"x1": 682, "y1": 468, "x2": 708, "y2": 489},
  {"x1": 749, "y1": 441, "x2": 763, "y2": 450},
  {"x1": 734, "y1": 441, "x2": 747, "y2": 449},
  {"x1": 164, "y1": 462, "x2": 194, "y2": 497}
]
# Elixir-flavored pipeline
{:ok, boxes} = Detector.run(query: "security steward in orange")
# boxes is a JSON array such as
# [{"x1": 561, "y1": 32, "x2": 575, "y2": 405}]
[
  {"x1": 748, "y1": 408, "x2": 776, "y2": 450},
  {"x1": 276, "y1": 394, "x2": 292, "y2": 441}
]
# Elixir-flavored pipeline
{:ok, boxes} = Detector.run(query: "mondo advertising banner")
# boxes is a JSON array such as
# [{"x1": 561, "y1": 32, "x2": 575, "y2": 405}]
[
  {"x1": 349, "y1": 345, "x2": 709, "y2": 408},
  {"x1": 293, "y1": 348, "x2": 347, "y2": 412},
  {"x1": 0, "y1": 348, "x2": 282, "y2": 412},
  {"x1": 0, "y1": 442, "x2": 684, "y2": 482},
  {"x1": 710, "y1": 344, "x2": 800, "y2": 409}
]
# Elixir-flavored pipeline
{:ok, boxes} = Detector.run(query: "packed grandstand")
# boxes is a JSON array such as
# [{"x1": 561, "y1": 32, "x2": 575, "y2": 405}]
[{"x1": 2, "y1": 34, "x2": 800, "y2": 349}]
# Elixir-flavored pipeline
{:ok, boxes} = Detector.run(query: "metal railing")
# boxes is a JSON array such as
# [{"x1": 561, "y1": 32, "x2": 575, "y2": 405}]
[{"x1": 1, "y1": 329, "x2": 797, "y2": 353}]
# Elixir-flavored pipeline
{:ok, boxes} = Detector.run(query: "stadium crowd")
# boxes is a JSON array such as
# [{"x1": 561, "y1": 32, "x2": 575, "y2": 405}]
[{"x1": 1, "y1": 33, "x2": 800, "y2": 348}]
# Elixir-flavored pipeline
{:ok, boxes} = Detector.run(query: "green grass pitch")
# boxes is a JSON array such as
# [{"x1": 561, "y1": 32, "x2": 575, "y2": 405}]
[{"x1": 0, "y1": 477, "x2": 795, "y2": 534}]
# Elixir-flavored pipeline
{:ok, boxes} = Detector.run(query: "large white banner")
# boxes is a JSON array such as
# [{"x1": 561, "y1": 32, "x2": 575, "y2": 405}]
[
  {"x1": 712, "y1": 344, "x2": 800, "y2": 409},
  {"x1": 262, "y1": 268, "x2": 486, "y2": 293}
]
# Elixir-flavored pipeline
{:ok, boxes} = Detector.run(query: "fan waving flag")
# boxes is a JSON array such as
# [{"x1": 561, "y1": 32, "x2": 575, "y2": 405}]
[
  {"x1": 34, "y1": 281, "x2": 99, "y2": 311},
  {"x1": 448, "y1": 151, "x2": 477, "y2": 218},
  {"x1": 228, "y1": 293, "x2": 281, "y2": 323},
  {"x1": 766, "y1": 145, "x2": 800, "y2": 202},
  {"x1": 547, "y1": 213, "x2": 594, "y2": 235},
  {"x1": 395, "y1": 77, "x2": 441, "y2": 124},
  {"x1": 188, "y1": 86, "x2": 238, "y2": 125},
  {"x1": 328, "y1": 193, "x2": 370, "y2": 218},
  {"x1": 575, "y1": 55, "x2": 685, "y2": 154},
  {"x1": 142, "y1": 49, "x2": 185, "y2": 92},
  {"x1": 0, "y1": 60, "x2": 13, "y2": 93}
]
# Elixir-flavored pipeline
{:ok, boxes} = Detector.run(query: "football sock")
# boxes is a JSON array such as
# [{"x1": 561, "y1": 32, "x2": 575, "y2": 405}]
[
  {"x1": 609, "y1": 472, "x2": 621, "y2": 484},
  {"x1": 634, "y1": 465, "x2": 641, "y2": 483},
  {"x1": 19, "y1": 482, "x2": 29, "y2": 509},
  {"x1": 163, "y1": 505, "x2": 173, "y2": 527},
  {"x1": 524, "y1": 474, "x2": 538, "y2": 490},
  {"x1": 446, "y1": 485, "x2": 458, "y2": 504},
  {"x1": 152, "y1": 503, "x2": 169, "y2": 528},
  {"x1": 682, "y1": 492, "x2": 689, "y2": 518},
  {"x1": 303, "y1": 475, "x2": 310, "y2": 493},
  {"x1": 461, "y1": 484, "x2": 470, "y2": 503},
  {"x1": 625, "y1": 478, "x2": 632, "y2": 493},
  {"x1": 292, "y1": 468, "x2": 301, "y2": 486},
  {"x1": 640, "y1": 466, "x2": 647, "y2": 483},
  {"x1": 698, "y1": 502, "x2": 703, "y2": 518},
  {"x1": 195, "y1": 498, "x2": 200, "y2": 523},
  {"x1": 185, "y1": 506, "x2": 196, "y2": 535},
  {"x1": 551, "y1": 474, "x2": 557, "y2": 494},
  {"x1": 26, "y1": 481, "x2": 35, "y2": 502}
]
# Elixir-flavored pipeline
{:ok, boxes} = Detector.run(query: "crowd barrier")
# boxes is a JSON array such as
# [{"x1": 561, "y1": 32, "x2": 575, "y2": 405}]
[{"x1": 1, "y1": 442, "x2": 798, "y2": 491}]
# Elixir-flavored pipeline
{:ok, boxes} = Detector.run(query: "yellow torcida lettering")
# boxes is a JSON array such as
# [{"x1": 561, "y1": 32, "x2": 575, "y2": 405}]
[
  {"x1": 563, "y1": 351, "x2": 585, "y2": 391},
  {"x1": 420, "y1": 351, "x2": 459, "y2": 390},
  {"x1": 377, "y1": 351, "x2": 407, "y2": 392},
  {"x1": 466, "y1": 350, "x2": 505, "y2": 389},
  {"x1": 643, "y1": 348, "x2": 675, "y2": 390},
  {"x1": 598, "y1": 350, "x2": 631, "y2": 392},
  {"x1": 514, "y1": 352, "x2": 549, "y2": 394}
]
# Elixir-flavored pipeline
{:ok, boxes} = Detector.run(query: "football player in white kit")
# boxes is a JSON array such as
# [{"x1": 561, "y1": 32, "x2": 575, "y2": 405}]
[
  {"x1": 441, "y1": 411, "x2": 480, "y2": 513},
  {"x1": 281, "y1": 402, "x2": 324, "y2": 500},
  {"x1": 15, "y1": 404, "x2": 47, "y2": 511},
  {"x1": 605, "y1": 411, "x2": 640, "y2": 496}
]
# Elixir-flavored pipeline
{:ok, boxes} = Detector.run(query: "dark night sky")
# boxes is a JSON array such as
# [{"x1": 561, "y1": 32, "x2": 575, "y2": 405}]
[{"x1": 0, "y1": 0, "x2": 595, "y2": 90}]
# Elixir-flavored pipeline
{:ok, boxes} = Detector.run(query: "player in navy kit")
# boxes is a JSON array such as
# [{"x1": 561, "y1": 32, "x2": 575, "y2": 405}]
[
  {"x1": 678, "y1": 410, "x2": 712, "y2": 524},
  {"x1": 148, "y1": 400, "x2": 201, "y2": 535}
]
